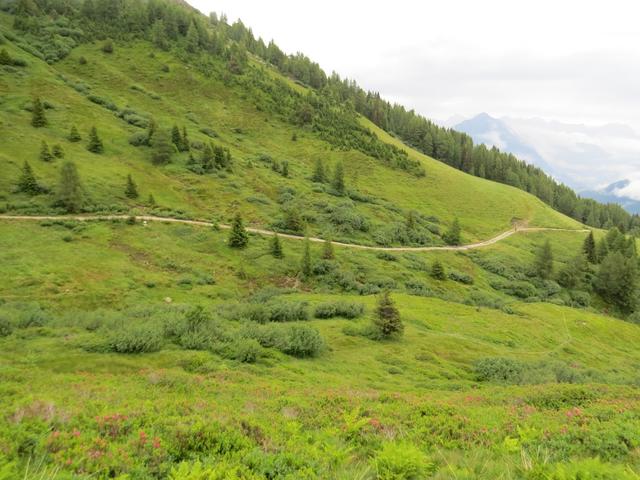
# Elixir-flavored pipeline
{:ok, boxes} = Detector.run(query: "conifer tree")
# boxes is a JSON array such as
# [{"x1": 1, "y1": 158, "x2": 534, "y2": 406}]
[
  {"x1": 181, "y1": 126, "x2": 190, "y2": 151},
  {"x1": 534, "y1": 239, "x2": 554, "y2": 279},
  {"x1": 68, "y1": 125, "x2": 82, "y2": 142},
  {"x1": 146, "y1": 118, "x2": 157, "y2": 145},
  {"x1": 54, "y1": 161, "x2": 84, "y2": 213},
  {"x1": 431, "y1": 260, "x2": 446, "y2": 280},
  {"x1": 583, "y1": 231, "x2": 597, "y2": 263},
  {"x1": 595, "y1": 251, "x2": 638, "y2": 313},
  {"x1": 125, "y1": 174, "x2": 139, "y2": 199},
  {"x1": 332, "y1": 161, "x2": 345, "y2": 194},
  {"x1": 17, "y1": 161, "x2": 40, "y2": 195},
  {"x1": 228, "y1": 213, "x2": 249, "y2": 248},
  {"x1": 52, "y1": 144, "x2": 64, "y2": 159},
  {"x1": 171, "y1": 125, "x2": 182, "y2": 149},
  {"x1": 151, "y1": 129, "x2": 173, "y2": 165},
  {"x1": 270, "y1": 233, "x2": 284, "y2": 259},
  {"x1": 31, "y1": 97, "x2": 47, "y2": 128},
  {"x1": 372, "y1": 290, "x2": 403, "y2": 338},
  {"x1": 147, "y1": 194, "x2": 156, "y2": 206},
  {"x1": 311, "y1": 158, "x2": 325, "y2": 183},
  {"x1": 444, "y1": 218, "x2": 462, "y2": 245},
  {"x1": 322, "y1": 238, "x2": 335, "y2": 260},
  {"x1": 39, "y1": 140, "x2": 53, "y2": 162},
  {"x1": 558, "y1": 253, "x2": 588, "y2": 289},
  {"x1": 596, "y1": 238, "x2": 609, "y2": 264},
  {"x1": 87, "y1": 126, "x2": 104, "y2": 153},
  {"x1": 282, "y1": 160, "x2": 289, "y2": 178},
  {"x1": 301, "y1": 235, "x2": 312, "y2": 278}
]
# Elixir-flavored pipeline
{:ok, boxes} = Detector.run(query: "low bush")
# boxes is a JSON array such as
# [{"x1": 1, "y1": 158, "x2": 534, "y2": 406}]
[
  {"x1": 313, "y1": 301, "x2": 364, "y2": 319},
  {"x1": 226, "y1": 301, "x2": 309, "y2": 323},
  {"x1": 106, "y1": 323, "x2": 163, "y2": 353},
  {"x1": 0, "y1": 317, "x2": 12, "y2": 337},
  {"x1": 474, "y1": 357, "x2": 525, "y2": 384},
  {"x1": 448, "y1": 270, "x2": 474, "y2": 284},
  {"x1": 373, "y1": 442, "x2": 434, "y2": 480},
  {"x1": 279, "y1": 325, "x2": 325, "y2": 358}
]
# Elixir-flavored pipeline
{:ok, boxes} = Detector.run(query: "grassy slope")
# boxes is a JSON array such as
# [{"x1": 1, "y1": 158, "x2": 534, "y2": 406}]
[{"x1": 0, "y1": 16, "x2": 582, "y2": 243}]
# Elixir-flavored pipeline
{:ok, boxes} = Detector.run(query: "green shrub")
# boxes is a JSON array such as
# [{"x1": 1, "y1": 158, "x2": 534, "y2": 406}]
[
  {"x1": 448, "y1": 270, "x2": 474, "y2": 284},
  {"x1": 474, "y1": 357, "x2": 524, "y2": 384},
  {"x1": 227, "y1": 301, "x2": 309, "y2": 323},
  {"x1": 219, "y1": 338, "x2": 263, "y2": 363},
  {"x1": 0, "y1": 317, "x2": 12, "y2": 337},
  {"x1": 129, "y1": 131, "x2": 149, "y2": 147},
  {"x1": 373, "y1": 442, "x2": 434, "y2": 480},
  {"x1": 107, "y1": 323, "x2": 163, "y2": 353},
  {"x1": 313, "y1": 301, "x2": 364, "y2": 319},
  {"x1": 279, "y1": 325, "x2": 325, "y2": 358}
]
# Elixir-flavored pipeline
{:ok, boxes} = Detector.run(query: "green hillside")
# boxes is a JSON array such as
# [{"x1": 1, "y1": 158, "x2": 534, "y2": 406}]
[{"x1": 1, "y1": 0, "x2": 640, "y2": 479}]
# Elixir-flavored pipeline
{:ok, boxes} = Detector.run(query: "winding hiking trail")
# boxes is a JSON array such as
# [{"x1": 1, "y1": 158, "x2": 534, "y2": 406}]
[{"x1": 0, "y1": 215, "x2": 590, "y2": 252}]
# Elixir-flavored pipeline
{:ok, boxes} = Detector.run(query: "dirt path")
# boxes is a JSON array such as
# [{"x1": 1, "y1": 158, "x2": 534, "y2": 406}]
[{"x1": 0, "y1": 214, "x2": 590, "y2": 252}]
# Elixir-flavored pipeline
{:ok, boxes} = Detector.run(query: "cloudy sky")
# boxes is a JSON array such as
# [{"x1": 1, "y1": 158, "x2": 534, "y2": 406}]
[{"x1": 188, "y1": 0, "x2": 640, "y2": 130}]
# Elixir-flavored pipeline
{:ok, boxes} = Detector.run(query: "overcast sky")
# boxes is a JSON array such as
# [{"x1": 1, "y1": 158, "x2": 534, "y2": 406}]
[{"x1": 188, "y1": 0, "x2": 640, "y2": 131}]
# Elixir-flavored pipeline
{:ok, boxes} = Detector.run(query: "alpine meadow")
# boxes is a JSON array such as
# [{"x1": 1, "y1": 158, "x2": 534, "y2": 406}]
[{"x1": 2, "y1": 1, "x2": 640, "y2": 479}]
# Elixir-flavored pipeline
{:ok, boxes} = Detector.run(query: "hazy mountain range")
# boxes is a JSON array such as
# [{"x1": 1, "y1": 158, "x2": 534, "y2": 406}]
[{"x1": 450, "y1": 113, "x2": 640, "y2": 213}]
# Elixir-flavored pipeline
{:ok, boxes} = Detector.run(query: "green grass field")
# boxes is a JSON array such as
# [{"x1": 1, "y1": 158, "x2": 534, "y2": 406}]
[{"x1": 1, "y1": 7, "x2": 639, "y2": 479}]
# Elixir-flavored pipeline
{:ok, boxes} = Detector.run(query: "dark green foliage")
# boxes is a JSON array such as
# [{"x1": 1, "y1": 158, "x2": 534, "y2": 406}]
[
  {"x1": 281, "y1": 160, "x2": 289, "y2": 178},
  {"x1": 16, "y1": 162, "x2": 41, "y2": 195},
  {"x1": 102, "y1": 39, "x2": 113, "y2": 53},
  {"x1": 86, "y1": 126, "x2": 104, "y2": 153},
  {"x1": 67, "y1": 125, "x2": 82, "y2": 142},
  {"x1": 313, "y1": 301, "x2": 364, "y2": 319},
  {"x1": 0, "y1": 317, "x2": 12, "y2": 337},
  {"x1": 125, "y1": 174, "x2": 139, "y2": 199},
  {"x1": 322, "y1": 239, "x2": 334, "y2": 260},
  {"x1": 54, "y1": 161, "x2": 84, "y2": 213},
  {"x1": 278, "y1": 325, "x2": 324, "y2": 357},
  {"x1": 39, "y1": 140, "x2": 52, "y2": 162},
  {"x1": 301, "y1": 236, "x2": 312, "y2": 278},
  {"x1": 31, "y1": 97, "x2": 47, "y2": 128},
  {"x1": 228, "y1": 213, "x2": 248, "y2": 249},
  {"x1": 0, "y1": 48, "x2": 26, "y2": 66},
  {"x1": 583, "y1": 231, "x2": 597, "y2": 263},
  {"x1": 278, "y1": 208, "x2": 305, "y2": 233},
  {"x1": 595, "y1": 251, "x2": 638, "y2": 313},
  {"x1": 475, "y1": 357, "x2": 524, "y2": 383},
  {"x1": 448, "y1": 270, "x2": 474, "y2": 284},
  {"x1": 171, "y1": 125, "x2": 182, "y2": 150},
  {"x1": 52, "y1": 144, "x2": 64, "y2": 159},
  {"x1": 147, "y1": 194, "x2": 156, "y2": 206},
  {"x1": 557, "y1": 254, "x2": 588, "y2": 289},
  {"x1": 372, "y1": 290, "x2": 403, "y2": 338},
  {"x1": 534, "y1": 240, "x2": 554, "y2": 279},
  {"x1": 270, "y1": 233, "x2": 283, "y2": 259},
  {"x1": 151, "y1": 129, "x2": 173, "y2": 165},
  {"x1": 311, "y1": 158, "x2": 326, "y2": 183},
  {"x1": 107, "y1": 323, "x2": 163, "y2": 353},
  {"x1": 430, "y1": 260, "x2": 446, "y2": 280},
  {"x1": 332, "y1": 161, "x2": 345, "y2": 194},
  {"x1": 444, "y1": 217, "x2": 462, "y2": 245}
]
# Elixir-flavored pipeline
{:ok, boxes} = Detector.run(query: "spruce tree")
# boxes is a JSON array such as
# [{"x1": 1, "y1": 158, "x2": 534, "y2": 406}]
[
  {"x1": 596, "y1": 239, "x2": 609, "y2": 264},
  {"x1": 54, "y1": 161, "x2": 84, "y2": 213},
  {"x1": 87, "y1": 126, "x2": 104, "y2": 153},
  {"x1": 558, "y1": 254, "x2": 588, "y2": 289},
  {"x1": 181, "y1": 126, "x2": 189, "y2": 151},
  {"x1": 68, "y1": 125, "x2": 82, "y2": 142},
  {"x1": 151, "y1": 129, "x2": 173, "y2": 165},
  {"x1": 146, "y1": 118, "x2": 157, "y2": 145},
  {"x1": 270, "y1": 233, "x2": 284, "y2": 259},
  {"x1": 125, "y1": 174, "x2": 139, "y2": 199},
  {"x1": 583, "y1": 231, "x2": 597, "y2": 263},
  {"x1": 171, "y1": 125, "x2": 182, "y2": 150},
  {"x1": 282, "y1": 160, "x2": 289, "y2": 178},
  {"x1": 444, "y1": 218, "x2": 462, "y2": 245},
  {"x1": 17, "y1": 161, "x2": 40, "y2": 195},
  {"x1": 372, "y1": 290, "x2": 403, "y2": 339},
  {"x1": 31, "y1": 97, "x2": 47, "y2": 128},
  {"x1": 332, "y1": 161, "x2": 345, "y2": 194},
  {"x1": 322, "y1": 238, "x2": 335, "y2": 260},
  {"x1": 228, "y1": 213, "x2": 249, "y2": 249},
  {"x1": 534, "y1": 240, "x2": 554, "y2": 279},
  {"x1": 311, "y1": 158, "x2": 325, "y2": 183},
  {"x1": 39, "y1": 141, "x2": 53, "y2": 162},
  {"x1": 147, "y1": 194, "x2": 156, "y2": 206},
  {"x1": 52, "y1": 144, "x2": 64, "y2": 159},
  {"x1": 595, "y1": 251, "x2": 638, "y2": 313},
  {"x1": 431, "y1": 260, "x2": 446, "y2": 280},
  {"x1": 301, "y1": 235, "x2": 312, "y2": 278}
]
